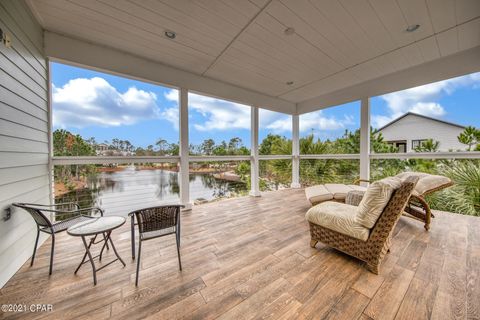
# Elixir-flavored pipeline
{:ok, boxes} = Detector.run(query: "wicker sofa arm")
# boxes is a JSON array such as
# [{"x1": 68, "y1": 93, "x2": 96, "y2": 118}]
[{"x1": 346, "y1": 190, "x2": 365, "y2": 206}]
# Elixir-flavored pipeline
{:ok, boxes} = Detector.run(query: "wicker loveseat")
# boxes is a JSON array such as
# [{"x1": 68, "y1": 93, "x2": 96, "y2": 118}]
[{"x1": 306, "y1": 176, "x2": 418, "y2": 274}]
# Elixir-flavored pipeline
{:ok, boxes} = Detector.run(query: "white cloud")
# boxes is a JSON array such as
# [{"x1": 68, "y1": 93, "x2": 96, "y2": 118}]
[
  {"x1": 300, "y1": 111, "x2": 352, "y2": 132},
  {"x1": 165, "y1": 90, "x2": 251, "y2": 131},
  {"x1": 372, "y1": 72, "x2": 480, "y2": 128},
  {"x1": 162, "y1": 107, "x2": 179, "y2": 130},
  {"x1": 260, "y1": 109, "x2": 291, "y2": 133},
  {"x1": 371, "y1": 114, "x2": 394, "y2": 128},
  {"x1": 410, "y1": 102, "x2": 445, "y2": 117},
  {"x1": 52, "y1": 77, "x2": 161, "y2": 128},
  {"x1": 165, "y1": 90, "x2": 353, "y2": 134},
  {"x1": 265, "y1": 117, "x2": 291, "y2": 132}
]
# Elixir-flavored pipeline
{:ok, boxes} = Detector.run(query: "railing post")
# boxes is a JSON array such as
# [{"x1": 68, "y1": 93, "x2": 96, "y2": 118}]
[
  {"x1": 360, "y1": 97, "x2": 370, "y2": 187},
  {"x1": 291, "y1": 114, "x2": 301, "y2": 188},
  {"x1": 179, "y1": 88, "x2": 192, "y2": 210},
  {"x1": 250, "y1": 106, "x2": 260, "y2": 196}
]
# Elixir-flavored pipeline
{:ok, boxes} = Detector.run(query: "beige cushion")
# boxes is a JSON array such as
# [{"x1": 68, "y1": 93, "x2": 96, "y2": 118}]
[
  {"x1": 324, "y1": 184, "x2": 354, "y2": 200},
  {"x1": 306, "y1": 202, "x2": 370, "y2": 241},
  {"x1": 395, "y1": 172, "x2": 428, "y2": 179},
  {"x1": 395, "y1": 172, "x2": 451, "y2": 196},
  {"x1": 355, "y1": 177, "x2": 402, "y2": 229},
  {"x1": 305, "y1": 185, "x2": 333, "y2": 204},
  {"x1": 348, "y1": 184, "x2": 368, "y2": 192}
]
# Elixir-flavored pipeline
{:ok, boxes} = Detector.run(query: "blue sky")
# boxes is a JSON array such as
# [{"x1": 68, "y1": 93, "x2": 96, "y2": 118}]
[{"x1": 51, "y1": 62, "x2": 479, "y2": 149}]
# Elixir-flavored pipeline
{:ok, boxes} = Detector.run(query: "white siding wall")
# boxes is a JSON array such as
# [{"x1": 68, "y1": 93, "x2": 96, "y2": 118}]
[
  {"x1": 379, "y1": 114, "x2": 466, "y2": 152},
  {"x1": 0, "y1": 0, "x2": 50, "y2": 288}
]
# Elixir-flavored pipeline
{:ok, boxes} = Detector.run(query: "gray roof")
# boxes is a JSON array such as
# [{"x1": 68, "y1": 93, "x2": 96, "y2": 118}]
[{"x1": 377, "y1": 112, "x2": 465, "y2": 131}]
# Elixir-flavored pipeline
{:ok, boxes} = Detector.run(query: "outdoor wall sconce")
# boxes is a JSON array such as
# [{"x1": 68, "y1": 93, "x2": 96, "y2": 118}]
[{"x1": 1, "y1": 27, "x2": 12, "y2": 48}]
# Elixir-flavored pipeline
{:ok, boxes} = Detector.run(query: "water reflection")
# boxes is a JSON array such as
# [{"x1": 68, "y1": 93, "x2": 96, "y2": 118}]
[{"x1": 55, "y1": 168, "x2": 247, "y2": 216}]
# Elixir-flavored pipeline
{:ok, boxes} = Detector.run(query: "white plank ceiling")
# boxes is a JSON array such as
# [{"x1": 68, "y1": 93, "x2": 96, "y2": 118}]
[{"x1": 29, "y1": 0, "x2": 480, "y2": 107}]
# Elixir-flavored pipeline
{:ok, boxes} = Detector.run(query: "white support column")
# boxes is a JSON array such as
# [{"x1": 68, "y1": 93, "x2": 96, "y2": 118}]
[
  {"x1": 179, "y1": 88, "x2": 192, "y2": 210},
  {"x1": 250, "y1": 106, "x2": 261, "y2": 197},
  {"x1": 291, "y1": 114, "x2": 301, "y2": 188},
  {"x1": 360, "y1": 97, "x2": 371, "y2": 187},
  {"x1": 47, "y1": 60, "x2": 55, "y2": 215}
]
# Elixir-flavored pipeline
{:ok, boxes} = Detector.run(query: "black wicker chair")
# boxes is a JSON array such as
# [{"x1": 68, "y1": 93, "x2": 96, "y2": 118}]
[
  {"x1": 12, "y1": 202, "x2": 104, "y2": 275},
  {"x1": 129, "y1": 205, "x2": 184, "y2": 286}
]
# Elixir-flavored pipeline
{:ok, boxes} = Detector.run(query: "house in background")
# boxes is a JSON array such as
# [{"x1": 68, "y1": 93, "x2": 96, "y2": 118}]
[
  {"x1": 377, "y1": 112, "x2": 466, "y2": 152},
  {"x1": 95, "y1": 143, "x2": 109, "y2": 156}
]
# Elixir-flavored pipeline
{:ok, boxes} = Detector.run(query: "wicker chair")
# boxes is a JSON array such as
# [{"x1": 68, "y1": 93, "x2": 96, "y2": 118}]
[
  {"x1": 307, "y1": 173, "x2": 453, "y2": 230},
  {"x1": 308, "y1": 176, "x2": 418, "y2": 274},
  {"x1": 129, "y1": 205, "x2": 184, "y2": 286},
  {"x1": 12, "y1": 203, "x2": 104, "y2": 275}
]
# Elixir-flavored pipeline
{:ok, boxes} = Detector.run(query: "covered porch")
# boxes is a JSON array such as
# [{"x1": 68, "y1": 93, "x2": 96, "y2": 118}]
[
  {"x1": 1, "y1": 0, "x2": 480, "y2": 319},
  {"x1": 2, "y1": 189, "x2": 479, "y2": 320}
]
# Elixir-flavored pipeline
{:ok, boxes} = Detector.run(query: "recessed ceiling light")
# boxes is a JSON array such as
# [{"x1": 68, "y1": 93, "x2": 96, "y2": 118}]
[
  {"x1": 405, "y1": 24, "x2": 420, "y2": 32},
  {"x1": 284, "y1": 27, "x2": 295, "y2": 36},
  {"x1": 165, "y1": 30, "x2": 176, "y2": 39},
  {"x1": 286, "y1": 81, "x2": 294, "y2": 85}
]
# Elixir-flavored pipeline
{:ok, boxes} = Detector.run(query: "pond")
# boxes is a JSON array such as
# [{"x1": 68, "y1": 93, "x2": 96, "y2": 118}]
[{"x1": 55, "y1": 166, "x2": 248, "y2": 216}]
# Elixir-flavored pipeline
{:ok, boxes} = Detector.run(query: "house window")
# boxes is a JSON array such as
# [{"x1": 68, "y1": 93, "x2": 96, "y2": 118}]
[
  {"x1": 412, "y1": 139, "x2": 427, "y2": 149},
  {"x1": 387, "y1": 141, "x2": 407, "y2": 152}
]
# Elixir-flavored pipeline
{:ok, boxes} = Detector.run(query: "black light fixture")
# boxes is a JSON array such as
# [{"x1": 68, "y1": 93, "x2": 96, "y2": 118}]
[
  {"x1": 165, "y1": 30, "x2": 176, "y2": 39},
  {"x1": 406, "y1": 24, "x2": 420, "y2": 33}
]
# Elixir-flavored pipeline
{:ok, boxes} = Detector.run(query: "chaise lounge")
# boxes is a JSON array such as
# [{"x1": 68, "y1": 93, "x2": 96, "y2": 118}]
[
  {"x1": 306, "y1": 175, "x2": 418, "y2": 274},
  {"x1": 305, "y1": 172, "x2": 453, "y2": 230}
]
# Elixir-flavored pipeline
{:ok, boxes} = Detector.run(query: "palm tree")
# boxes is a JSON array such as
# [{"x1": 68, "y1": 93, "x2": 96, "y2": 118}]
[
  {"x1": 201, "y1": 139, "x2": 215, "y2": 155},
  {"x1": 458, "y1": 126, "x2": 480, "y2": 151},
  {"x1": 112, "y1": 138, "x2": 120, "y2": 150},
  {"x1": 414, "y1": 139, "x2": 439, "y2": 152},
  {"x1": 156, "y1": 138, "x2": 169, "y2": 155},
  {"x1": 228, "y1": 137, "x2": 242, "y2": 153},
  {"x1": 429, "y1": 160, "x2": 480, "y2": 216},
  {"x1": 147, "y1": 145, "x2": 154, "y2": 156}
]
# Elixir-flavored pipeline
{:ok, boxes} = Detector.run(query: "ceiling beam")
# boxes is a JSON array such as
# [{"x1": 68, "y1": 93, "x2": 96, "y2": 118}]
[
  {"x1": 44, "y1": 31, "x2": 296, "y2": 114},
  {"x1": 297, "y1": 45, "x2": 480, "y2": 114}
]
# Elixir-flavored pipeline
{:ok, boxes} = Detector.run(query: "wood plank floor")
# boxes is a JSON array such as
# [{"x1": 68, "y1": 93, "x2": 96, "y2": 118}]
[{"x1": 1, "y1": 189, "x2": 479, "y2": 320}]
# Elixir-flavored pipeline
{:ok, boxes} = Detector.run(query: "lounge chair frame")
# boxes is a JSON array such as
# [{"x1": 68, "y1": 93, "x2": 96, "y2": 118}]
[{"x1": 403, "y1": 181, "x2": 454, "y2": 230}]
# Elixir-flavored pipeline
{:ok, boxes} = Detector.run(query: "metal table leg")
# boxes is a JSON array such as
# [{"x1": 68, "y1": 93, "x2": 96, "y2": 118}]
[
  {"x1": 75, "y1": 235, "x2": 96, "y2": 275},
  {"x1": 107, "y1": 231, "x2": 126, "y2": 267},
  {"x1": 74, "y1": 231, "x2": 125, "y2": 285},
  {"x1": 80, "y1": 236, "x2": 97, "y2": 285}
]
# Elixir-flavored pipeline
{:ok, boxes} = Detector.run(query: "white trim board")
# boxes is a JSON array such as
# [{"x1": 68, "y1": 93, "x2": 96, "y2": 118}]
[{"x1": 44, "y1": 32, "x2": 296, "y2": 115}]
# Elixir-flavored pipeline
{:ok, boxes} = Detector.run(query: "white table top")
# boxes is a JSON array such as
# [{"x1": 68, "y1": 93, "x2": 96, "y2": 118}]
[{"x1": 67, "y1": 216, "x2": 125, "y2": 236}]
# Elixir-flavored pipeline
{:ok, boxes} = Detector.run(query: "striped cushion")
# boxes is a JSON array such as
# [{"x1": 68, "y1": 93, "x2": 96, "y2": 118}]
[
  {"x1": 306, "y1": 202, "x2": 370, "y2": 241},
  {"x1": 395, "y1": 172, "x2": 451, "y2": 196},
  {"x1": 355, "y1": 177, "x2": 402, "y2": 228}
]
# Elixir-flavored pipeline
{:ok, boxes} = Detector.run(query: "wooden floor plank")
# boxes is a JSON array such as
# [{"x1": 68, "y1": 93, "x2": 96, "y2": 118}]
[
  {"x1": 466, "y1": 248, "x2": 480, "y2": 320},
  {"x1": 216, "y1": 278, "x2": 290, "y2": 320},
  {"x1": 184, "y1": 289, "x2": 242, "y2": 320},
  {"x1": 324, "y1": 288, "x2": 370, "y2": 320},
  {"x1": 0, "y1": 189, "x2": 478, "y2": 320},
  {"x1": 394, "y1": 277, "x2": 438, "y2": 320},
  {"x1": 363, "y1": 265, "x2": 415, "y2": 320}
]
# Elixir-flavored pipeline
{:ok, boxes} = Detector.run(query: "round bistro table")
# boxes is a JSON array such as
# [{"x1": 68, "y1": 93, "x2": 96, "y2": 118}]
[{"x1": 67, "y1": 216, "x2": 126, "y2": 285}]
